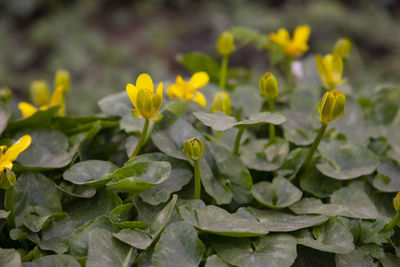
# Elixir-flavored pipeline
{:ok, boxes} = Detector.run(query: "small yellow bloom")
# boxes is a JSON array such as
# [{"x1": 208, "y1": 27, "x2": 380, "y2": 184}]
[
  {"x1": 55, "y1": 69, "x2": 71, "y2": 93},
  {"x1": 333, "y1": 38, "x2": 352, "y2": 58},
  {"x1": 184, "y1": 137, "x2": 204, "y2": 161},
  {"x1": 217, "y1": 31, "x2": 234, "y2": 56},
  {"x1": 0, "y1": 135, "x2": 31, "y2": 172},
  {"x1": 394, "y1": 192, "x2": 400, "y2": 212},
  {"x1": 211, "y1": 91, "x2": 232, "y2": 115},
  {"x1": 19, "y1": 85, "x2": 66, "y2": 117},
  {"x1": 315, "y1": 53, "x2": 344, "y2": 90},
  {"x1": 318, "y1": 90, "x2": 346, "y2": 123},
  {"x1": 126, "y1": 73, "x2": 163, "y2": 120},
  {"x1": 269, "y1": 25, "x2": 311, "y2": 58},
  {"x1": 259, "y1": 72, "x2": 279, "y2": 99},
  {"x1": 167, "y1": 72, "x2": 209, "y2": 107},
  {"x1": 30, "y1": 80, "x2": 50, "y2": 107}
]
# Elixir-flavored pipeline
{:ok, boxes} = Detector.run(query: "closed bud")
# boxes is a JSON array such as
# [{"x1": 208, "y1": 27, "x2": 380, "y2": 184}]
[
  {"x1": 0, "y1": 168, "x2": 16, "y2": 190},
  {"x1": 333, "y1": 38, "x2": 352, "y2": 58},
  {"x1": 211, "y1": 91, "x2": 232, "y2": 115},
  {"x1": 0, "y1": 87, "x2": 12, "y2": 103},
  {"x1": 30, "y1": 80, "x2": 50, "y2": 107},
  {"x1": 217, "y1": 31, "x2": 234, "y2": 56},
  {"x1": 318, "y1": 90, "x2": 346, "y2": 123},
  {"x1": 394, "y1": 192, "x2": 400, "y2": 212},
  {"x1": 184, "y1": 138, "x2": 204, "y2": 161},
  {"x1": 55, "y1": 69, "x2": 71, "y2": 93},
  {"x1": 259, "y1": 72, "x2": 279, "y2": 99}
]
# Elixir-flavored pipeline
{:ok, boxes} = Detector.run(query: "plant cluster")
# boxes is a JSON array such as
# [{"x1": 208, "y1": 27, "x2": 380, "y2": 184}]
[{"x1": 1, "y1": 25, "x2": 400, "y2": 267}]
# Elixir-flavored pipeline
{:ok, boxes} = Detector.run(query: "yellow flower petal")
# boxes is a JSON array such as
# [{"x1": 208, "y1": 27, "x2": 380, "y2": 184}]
[
  {"x1": 155, "y1": 82, "x2": 163, "y2": 98},
  {"x1": 136, "y1": 73, "x2": 154, "y2": 92},
  {"x1": 3, "y1": 135, "x2": 32, "y2": 162},
  {"x1": 293, "y1": 25, "x2": 310, "y2": 45},
  {"x1": 269, "y1": 28, "x2": 290, "y2": 46},
  {"x1": 189, "y1": 72, "x2": 209, "y2": 90},
  {"x1": 0, "y1": 160, "x2": 13, "y2": 171},
  {"x1": 193, "y1": 91, "x2": 207, "y2": 107},
  {"x1": 49, "y1": 85, "x2": 65, "y2": 107},
  {"x1": 176, "y1": 75, "x2": 185, "y2": 84},
  {"x1": 18, "y1": 102, "x2": 38, "y2": 117},
  {"x1": 167, "y1": 84, "x2": 184, "y2": 99},
  {"x1": 126, "y1": 83, "x2": 139, "y2": 109},
  {"x1": 30, "y1": 80, "x2": 50, "y2": 107}
]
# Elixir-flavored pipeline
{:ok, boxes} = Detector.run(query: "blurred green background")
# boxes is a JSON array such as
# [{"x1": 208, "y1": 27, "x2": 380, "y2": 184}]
[{"x1": 1, "y1": 0, "x2": 400, "y2": 115}]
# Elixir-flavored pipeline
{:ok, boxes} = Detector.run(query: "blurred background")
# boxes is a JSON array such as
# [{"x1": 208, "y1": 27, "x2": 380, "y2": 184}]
[{"x1": 1, "y1": 0, "x2": 400, "y2": 115}]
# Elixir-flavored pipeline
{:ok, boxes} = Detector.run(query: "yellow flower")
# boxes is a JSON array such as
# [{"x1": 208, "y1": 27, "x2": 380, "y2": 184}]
[
  {"x1": 167, "y1": 72, "x2": 209, "y2": 107},
  {"x1": 315, "y1": 53, "x2": 344, "y2": 90},
  {"x1": 126, "y1": 73, "x2": 163, "y2": 120},
  {"x1": 184, "y1": 137, "x2": 204, "y2": 161},
  {"x1": 55, "y1": 69, "x2": 71, "y2": 93},
  {"x1": 0, "y1": 135, "x2": 31, "y2": 172},
  {"x1": 318, "y1": 90, "x2": 346, "y2": 123},
  {"x1": 333, "y1": 38, "x2": 352, "y2": 58},
  {"x1": 269, "y1": 25, "x2": 311, "y2": 58},
  {"x1": 211, "y1": 91, "x2": 232, "y2": 115},
  {"x1": 217, "y1": 31, "x2": 234, "y2": 56},
  {"x1": 259, "y1": 72, "x2": 279, "y2": 99},
  {"x1": 19, "y1": 85, "x2": 66, "y2": 117}
]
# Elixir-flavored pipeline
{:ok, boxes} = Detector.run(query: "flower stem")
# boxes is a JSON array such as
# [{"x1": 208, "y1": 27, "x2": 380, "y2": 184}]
[
  {"x1": 233, "y1": 128, "x2": 245, "y2": 155},
  {"x1": 268, "y1": 98, "x2": 276, "y2": 143},
  {"x1": 216, "y1": 131, "x2": 222, "y2": 140},
  {"x1": 219, "y1": 55, "x2": 229, "y2": 89},
  {"x1": 297, "y1": 123, "x2": 328, "y2": 177},
  {"x1": 384, "y1": 212, "x2": 400, "y2": 231},
  {"x1": 193, "y1": 160, "x2": 201, "y2": 199},
  {"x1": 130, "y1": 119, "x2": 149, "y2": 159}
]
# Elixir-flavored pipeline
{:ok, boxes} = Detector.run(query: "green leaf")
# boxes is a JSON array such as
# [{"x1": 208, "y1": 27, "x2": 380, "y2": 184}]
[
  {"x1": 335, "y1": 249, "x2": 376, "y2": 267},
  {"x1": 205, "y1": 255, "x2": 231, "y2": 267},
  {"x1": 380, "y1": 253, "x2": 400, "y2": 267},
  {"x1": 63, "y1": 160, "x2": 118, "y2": 187},
  {"x1": 277, "y1": 147, "x2": 308, "y2": 177},
  {"x1": 127, "y1": 153, "x2": 192, "y2": 205},
  {"x1": 177, "y1": 52, "x2": 220, "y2": 83},
  {"x1": 236, "y1": 207, "x2": 329, "y2": 232},
  {"x1": 251, "y1": 177, "x2": 302, "y2": 209},
  {"x1": 151, "y1": 222, "x2": 206, "y2": 267},
  {"x1": 241, "y1": 138, "x2": 289, "y2": 171},
  {"x1": 55, "y1": 181, "x2": 96, "y2": 198},
  {"x1": 13, "y1": 172, "x2": 63, "y2": 232},
  {"x1": 0, "y1": 248, "x2": 21, "y2": 267},
  {"x1": 317, "y1": 140, "x2": 379, "y2": 180},
  {"x1": 106, "y1": 161, "x2": 171, "y2": 194},
  {"x1": 24, "y1": 255, "x2": 80, "y2": 267},
  {"x1": 181, "y1": 205, "x2": 269, "y2": 237},
  {"x1": 373, "y1": 157, "x2": 400, "y2": 192},
  {"x1": 296, "y1": 217, "x2": 355, "y2": 254},
  {"x1": 113, "y1": 195, "x2": 177, "y2": 250},
  {"x1": 231, "y1": 85, "x2": 263, "y2": 117},
  {"x1": 15, "y1": 128, "x2": 73, "y2": 169},
  {"x1": 0, "y1": 209, "x2": 10, "y2": 219},
  {"x1": 86, "y1": 228, "x2": 136, "y2": 267},
  {"x1": 6, "y1": 106, "x2": 59, "y2": 131},
  {"x1": 0, "y1": 102, "x2": 11, "y2": 136},
  {"x1": 98, "y1": 91, "x2": 131, "y2": 117},
  {"x1": 211, "y1": 234, "x2": 297, "y2": 267},
  {"x1": 109, "y1": 203, "x2": 148, "y2": 229},
  {"x1": 120, "y1": 113, "x2": 148, "y2": 133}
]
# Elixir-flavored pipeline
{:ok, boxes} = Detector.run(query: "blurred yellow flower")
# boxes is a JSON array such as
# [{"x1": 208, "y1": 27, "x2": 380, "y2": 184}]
[
  {"x1": 19, "y1": 84, "x2": 66, "y2": 117},
  {"x1": 269, "y1": 25, "x2": 311, "y2": 58},
  {"x1": 318, "y1": 89, "x2": 345, "y2": 123},
  {"x1": 126, "y1": 73, "x2": 163, "y2": 120},
  {"x1": 211, "y1": 91, "x2": 232, "y2": 115},
  {"x1": 167, "y1": 72, "x2": 209, "y2": 107},
  {"x1": 0, "y1": 135, "x2": 31, "y2": 172},
  {"x1": 315, "y1": 53, "x2": 344, "y2": 90},
  {"x1": 217, "y1": 31, "x2": 234, "y2": 56}
]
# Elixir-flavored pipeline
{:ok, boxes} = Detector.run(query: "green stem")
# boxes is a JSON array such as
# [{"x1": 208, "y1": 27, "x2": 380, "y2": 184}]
[
  {"x1": 233, "y1": 128, "x2": 245, "y2": 155},
  {"x1": 268, "y1": 98, "x2": 276, "y2": 143},
  {"x1": 216, "y1": 131, "x2": 222, "y2": 140},
  {"x1": 122, "y1": 247, "x2": 134, "y2": 267},
  {"x1": 130, "y1": 119, "x2": 149, "y2": 159},
  {"x1": 219, "y1": 55, "x2": 229, "y2": 89},
  {"x1": 384, "y1": 212, "x2": 400, "y2": 231},
  {"x1": 194, "y1": 160, "x2": 201, "y2": 199},
  {"x1": 297, "y1": 123, "x2": 328, "y2": 177}
]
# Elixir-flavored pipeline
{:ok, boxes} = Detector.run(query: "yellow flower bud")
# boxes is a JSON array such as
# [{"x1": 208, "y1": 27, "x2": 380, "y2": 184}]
[
  {"x1": 217, "y1": 31, "x2": 234, "y2": 56},
  {"x1": 184, "y1": 138, "x2": 204, "y2": 161},
  {"x1": 333, "y1": 38, "x2": 352, "y2": 58},
  {"x1": 315, "y1": 53, "x2": 344, "y2": 90},
  {"x1": 259, "y1": 72, "x2": 279, "y2": 99},
  {"x1": 318, "y1": 90, "x2": 346, "y2": 123},
  {"x1": 211, "y1": 91, "x2": 232, "y2": 115},
  {"x1": 394, "y1": 192, "x2": 400, "y2": 212},
  {"x1": 0, "y1": 87, "x2": 12, "y2": 103},
  {"x1": 0, "y1": 168, "x2": 16, "y2": 189},
  {"x1": 55, "y1": 69, "x2": 71, "y2": 93},
  {"x1": 30, "y1": 80, "x2": 50, "y2": 107}
]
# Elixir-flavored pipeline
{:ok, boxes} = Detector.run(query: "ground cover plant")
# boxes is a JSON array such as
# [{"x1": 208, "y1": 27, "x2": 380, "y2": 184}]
[{"x1": 1, "y1": 25, "x2": 400, "y2": 267}]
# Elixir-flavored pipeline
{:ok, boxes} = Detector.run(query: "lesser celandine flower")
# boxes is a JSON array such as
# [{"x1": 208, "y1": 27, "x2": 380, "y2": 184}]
[
  {"x1": 269, "y1": 25, "x2": 311, "y2": 58},
  {"x1": 259, "y1": 72, "x2": 279, "y2": 142},
  {"x1": 126, "y1": 73, "x2": 164, "y2": 158},
  {"x1": 211, "y1": 91, "x2": 232, "y2": 116},
  {"x1": 333, "y1": 38, "x2": 352, "y2": 59},
  {"x1": 55, "y1": 69, "x2": 71, "y2": 93},
  {"x1": 217, "y1": 31, "x2": 234, "y2": 56},
  {"x1": 315, "y1": 53, "x2": 344, "y2": 90},
  {"x1": 0, "y1": 135, "x2": 31, "y2": 189},
  {"x1": 184, "y1": 138, "x2": 204, "y2": 199},
  {"x1": 297, "y1": 90, "x2": 346, "y2": 177},
  {"x1": 167, "y1": 72, "x2": 209, "y2": 107}
]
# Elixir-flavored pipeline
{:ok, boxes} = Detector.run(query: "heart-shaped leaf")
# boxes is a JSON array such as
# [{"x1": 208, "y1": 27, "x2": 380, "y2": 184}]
[{"x1": 64, "y1": 160, "x2": 118, "y2": 187}]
